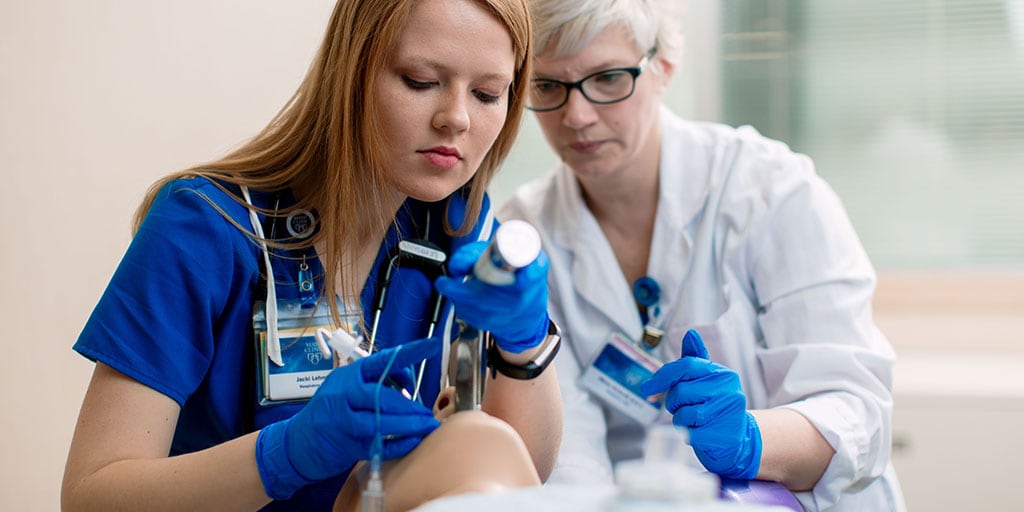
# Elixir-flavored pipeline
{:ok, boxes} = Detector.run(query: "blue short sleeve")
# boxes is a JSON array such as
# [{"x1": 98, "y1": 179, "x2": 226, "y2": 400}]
[{"x1": 74, "y1": 178, "x2": 258, "y2": 406}]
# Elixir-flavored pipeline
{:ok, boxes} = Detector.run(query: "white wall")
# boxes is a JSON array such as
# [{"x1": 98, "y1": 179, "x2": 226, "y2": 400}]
[
  {"x1": 0, "y1": 1, "x2": 334, "y2": 509},
  {"x1": 0, "y1": 1, "x2": 711, "y2": 509}
]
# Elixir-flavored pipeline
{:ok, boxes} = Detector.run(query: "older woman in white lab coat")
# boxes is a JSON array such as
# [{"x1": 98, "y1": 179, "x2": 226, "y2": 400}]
[{"x1": 499, "y1": 1, "x2": 904, "y2": 510}]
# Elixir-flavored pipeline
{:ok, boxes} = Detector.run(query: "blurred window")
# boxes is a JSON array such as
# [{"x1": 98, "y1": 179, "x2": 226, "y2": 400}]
[{"x1": 719, "y1": 0, "x2": 1024, "y2": 268}]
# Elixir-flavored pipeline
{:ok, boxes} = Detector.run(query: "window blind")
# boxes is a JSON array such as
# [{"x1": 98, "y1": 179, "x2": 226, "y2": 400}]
[{"x1": 719, "y1": 0, "x2": 1024, "y2": 268}]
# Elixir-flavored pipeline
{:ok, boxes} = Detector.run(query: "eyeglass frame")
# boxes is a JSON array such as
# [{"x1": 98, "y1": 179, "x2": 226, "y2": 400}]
[{"x1": 526, "y1": 48, "x2": 657, "y2": 112}]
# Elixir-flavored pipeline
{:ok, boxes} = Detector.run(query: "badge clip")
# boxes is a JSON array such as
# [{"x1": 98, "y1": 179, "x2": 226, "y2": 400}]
[{"x1": 641, "y1": 325, "x2": 664, "y2": 349}]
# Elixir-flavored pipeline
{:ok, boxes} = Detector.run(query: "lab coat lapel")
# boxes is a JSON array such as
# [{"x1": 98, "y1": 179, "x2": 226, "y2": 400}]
[
  {"x1": 657, "y1": 108, "x2": 733, "y2": 326},
  {"x1": 646, "y1": 116, "x2": 693, "y2": 329},
  {"x1": 647, "y1": 108, "x2": 724, "y2": 330},
  {"x1": 656, "y1": 106, "x2": 710, "y2": 234},
  {"x1": 551, "y1": 167, "x2": 641, "y2": 338}
]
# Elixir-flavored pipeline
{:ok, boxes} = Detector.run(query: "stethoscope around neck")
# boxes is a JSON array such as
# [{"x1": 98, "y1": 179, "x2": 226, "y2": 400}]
[
  {"x1": 243, "y1": 186, "x2": 452, "y2": 402},
  {"x1": 367, "y1": 238, "x2": 448, "y2": 402}
]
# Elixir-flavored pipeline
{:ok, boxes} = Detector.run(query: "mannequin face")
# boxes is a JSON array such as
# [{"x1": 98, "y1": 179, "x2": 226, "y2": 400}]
[
  {"x1": 531, "y1": 25, "x2": 673, "y2": 183},
  {"x1": 374, "y1": 0, "x2": 515, "y2": 203}
]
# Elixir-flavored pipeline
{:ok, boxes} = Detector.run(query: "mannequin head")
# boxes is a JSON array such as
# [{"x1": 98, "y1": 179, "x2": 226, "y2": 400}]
[{"x1": 334, "y1": 386, "x2": 540, "y2": 512}]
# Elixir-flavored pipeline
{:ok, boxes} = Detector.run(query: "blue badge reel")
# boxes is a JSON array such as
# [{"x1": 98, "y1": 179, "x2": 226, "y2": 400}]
[
  {"x1": 632, "y1": 277, "x2": 661, "y2": 314},
  {"x1": 253, "y1": 299, "x2": 360, "y2": 404},
  {"x1": 579, "y1": 332, "x2": 664, "y2": 424}
]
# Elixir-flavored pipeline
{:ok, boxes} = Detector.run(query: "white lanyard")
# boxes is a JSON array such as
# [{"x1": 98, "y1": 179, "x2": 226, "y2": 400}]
[{"x1": 242, "y1": 186, "x2": 284, "y2": 366}]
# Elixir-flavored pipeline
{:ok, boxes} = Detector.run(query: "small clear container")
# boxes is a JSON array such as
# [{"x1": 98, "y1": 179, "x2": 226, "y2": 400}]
[{"x1": 609, "y1": 425, "x2": 720, "y2": 511}]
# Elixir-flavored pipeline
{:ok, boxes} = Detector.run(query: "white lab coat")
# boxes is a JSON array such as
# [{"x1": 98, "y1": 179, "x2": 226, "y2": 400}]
[{"x1": 499, "y1": 107, "x2": 905, "y2": 511}]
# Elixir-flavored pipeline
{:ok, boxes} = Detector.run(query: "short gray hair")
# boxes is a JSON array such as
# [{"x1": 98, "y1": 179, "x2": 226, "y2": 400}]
[{"x1": 528, "y1": 0, "x2": 684, "y2": 71}]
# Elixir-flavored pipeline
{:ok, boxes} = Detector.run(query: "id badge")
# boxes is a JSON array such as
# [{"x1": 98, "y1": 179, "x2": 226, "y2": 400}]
[
  {"x1": 579, "y1": 332, "x2": 665, "y2": 425},
  {"x1": 253, "y1": 299, "x2": 360, "y2": 405}
]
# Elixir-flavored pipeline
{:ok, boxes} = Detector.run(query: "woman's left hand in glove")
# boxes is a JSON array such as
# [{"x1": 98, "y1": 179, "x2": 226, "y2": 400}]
[
  {"x1": 641, "y1": 329, "x2": 763, "y2": 480},
  {"x1": 434, "y1": 241, "x2": 550, "y2": 354}
]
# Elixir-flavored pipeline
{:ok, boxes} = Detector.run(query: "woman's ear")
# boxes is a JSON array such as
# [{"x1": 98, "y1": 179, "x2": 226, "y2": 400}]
[{"x1": 653, "y1": 56, "x2": 676, "y2": 95}]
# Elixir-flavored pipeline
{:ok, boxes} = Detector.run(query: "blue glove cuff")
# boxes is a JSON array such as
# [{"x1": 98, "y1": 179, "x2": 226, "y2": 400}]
[
  {"x1": 496, "y1": 312, "x2": 550, "y2": 354},
  {"x1": 726, "y1": 412, "x2": 763, "y2": 480},
  {"x1": 255, "y1": 420, "x2": 311, "y2": 501}
]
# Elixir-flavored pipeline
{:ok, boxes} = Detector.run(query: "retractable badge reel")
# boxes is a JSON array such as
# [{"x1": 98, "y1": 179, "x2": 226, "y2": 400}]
[{"x1": 633, "y1": 276, "x2": 664, "y2": 349}]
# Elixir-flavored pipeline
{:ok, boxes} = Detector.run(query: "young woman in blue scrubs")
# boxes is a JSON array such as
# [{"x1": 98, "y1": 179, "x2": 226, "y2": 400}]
[{"x1": 61, "y1": 1, "x2": 561, "y2": 511}]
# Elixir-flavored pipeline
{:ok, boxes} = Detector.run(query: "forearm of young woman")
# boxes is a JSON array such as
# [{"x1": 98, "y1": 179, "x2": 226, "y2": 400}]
[
  {"x1": 62, "y1": 364, "x2": 272, "y2": 512},
  {"x1": 63, "y1": 435, "x2": 270, "y2": 512},
  {"x1": 481, "y1": 351, "x2": 563, "y2": 482}
]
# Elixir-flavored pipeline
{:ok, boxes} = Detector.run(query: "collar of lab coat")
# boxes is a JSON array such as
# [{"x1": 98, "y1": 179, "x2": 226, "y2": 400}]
[
  {"x1": 546, "y1": 106, "x2": 715, "y2": 336},
  {"x1": 549, "y1": 106, "x2": 711, "y2": 248}
]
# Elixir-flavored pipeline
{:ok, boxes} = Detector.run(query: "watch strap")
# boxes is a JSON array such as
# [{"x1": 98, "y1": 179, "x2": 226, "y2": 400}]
[{"x1": 486, "y1": 319, "x2": 561, "y2": 380}]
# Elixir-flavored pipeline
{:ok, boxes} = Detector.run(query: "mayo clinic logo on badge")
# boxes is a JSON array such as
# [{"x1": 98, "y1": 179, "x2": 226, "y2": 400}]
[
  {"x1": 306, "y1": 350, "x2": 323, "y2": 366},
  {"x1": 286, "y1": 209, "x2": 317, "y2": 239},
  {"x1": 304, "y1": 338, "x2": 323, "y2": 365}
]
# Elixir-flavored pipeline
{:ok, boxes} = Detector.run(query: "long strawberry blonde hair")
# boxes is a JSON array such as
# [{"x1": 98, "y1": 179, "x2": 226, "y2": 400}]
[{"x1": 132, "y1": 0, "x2": 532, "y2": 320}]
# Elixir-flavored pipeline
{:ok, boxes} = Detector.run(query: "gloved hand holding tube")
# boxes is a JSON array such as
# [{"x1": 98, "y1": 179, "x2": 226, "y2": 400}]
[
  {"x1": 255, "y1": 337, "x2": 441, "y2": 500},
  {"x1": 434, "y1": 220, "x2": 550, "y2": 353},
  {"x1": 641, "y1": 329, "x2": 763, "y2": 480}
]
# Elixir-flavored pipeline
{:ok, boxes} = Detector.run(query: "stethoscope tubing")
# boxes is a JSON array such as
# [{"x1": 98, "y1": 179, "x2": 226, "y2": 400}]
[{"x1": 367, "y1": 239, "x2": 447, "y2": 404}]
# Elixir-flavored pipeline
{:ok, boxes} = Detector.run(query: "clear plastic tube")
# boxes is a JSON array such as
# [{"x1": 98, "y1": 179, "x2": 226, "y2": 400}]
[{"x1": 361, "y1": 348, "x2": 400, "y2": 512}]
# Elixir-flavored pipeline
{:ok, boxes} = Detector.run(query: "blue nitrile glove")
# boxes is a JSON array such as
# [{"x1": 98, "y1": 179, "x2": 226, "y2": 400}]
[
  {"x1": 640, "y1": 329, "x2": 762, "y2": 480},
  {"x1": 434, "y1": 241, "x2": 550, "y2": 353},
  {"x1": 255, "y1": 337, "x2": 442, "y2": 500}
]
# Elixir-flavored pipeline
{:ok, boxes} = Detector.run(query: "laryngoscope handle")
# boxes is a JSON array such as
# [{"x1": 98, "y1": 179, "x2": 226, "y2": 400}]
[{"x1": 450, "y1": 220, "x2": 542, "y2": 411}]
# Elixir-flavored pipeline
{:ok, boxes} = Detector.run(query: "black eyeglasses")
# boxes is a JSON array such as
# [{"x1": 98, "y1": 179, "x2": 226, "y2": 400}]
[{"x1": 527, "y1": 49, "x2": 655, "y2": 112}]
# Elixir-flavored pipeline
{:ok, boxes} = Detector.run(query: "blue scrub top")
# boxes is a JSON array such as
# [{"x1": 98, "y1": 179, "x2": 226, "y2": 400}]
[{"x1": 74, "y1": 176, "x2": 493, "y2": 510}]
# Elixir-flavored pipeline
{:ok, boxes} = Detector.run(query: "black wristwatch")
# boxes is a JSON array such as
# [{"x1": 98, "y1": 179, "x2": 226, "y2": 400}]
[{"x1": 486, "y1": 319, "x2": 561, "y2": 380}]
